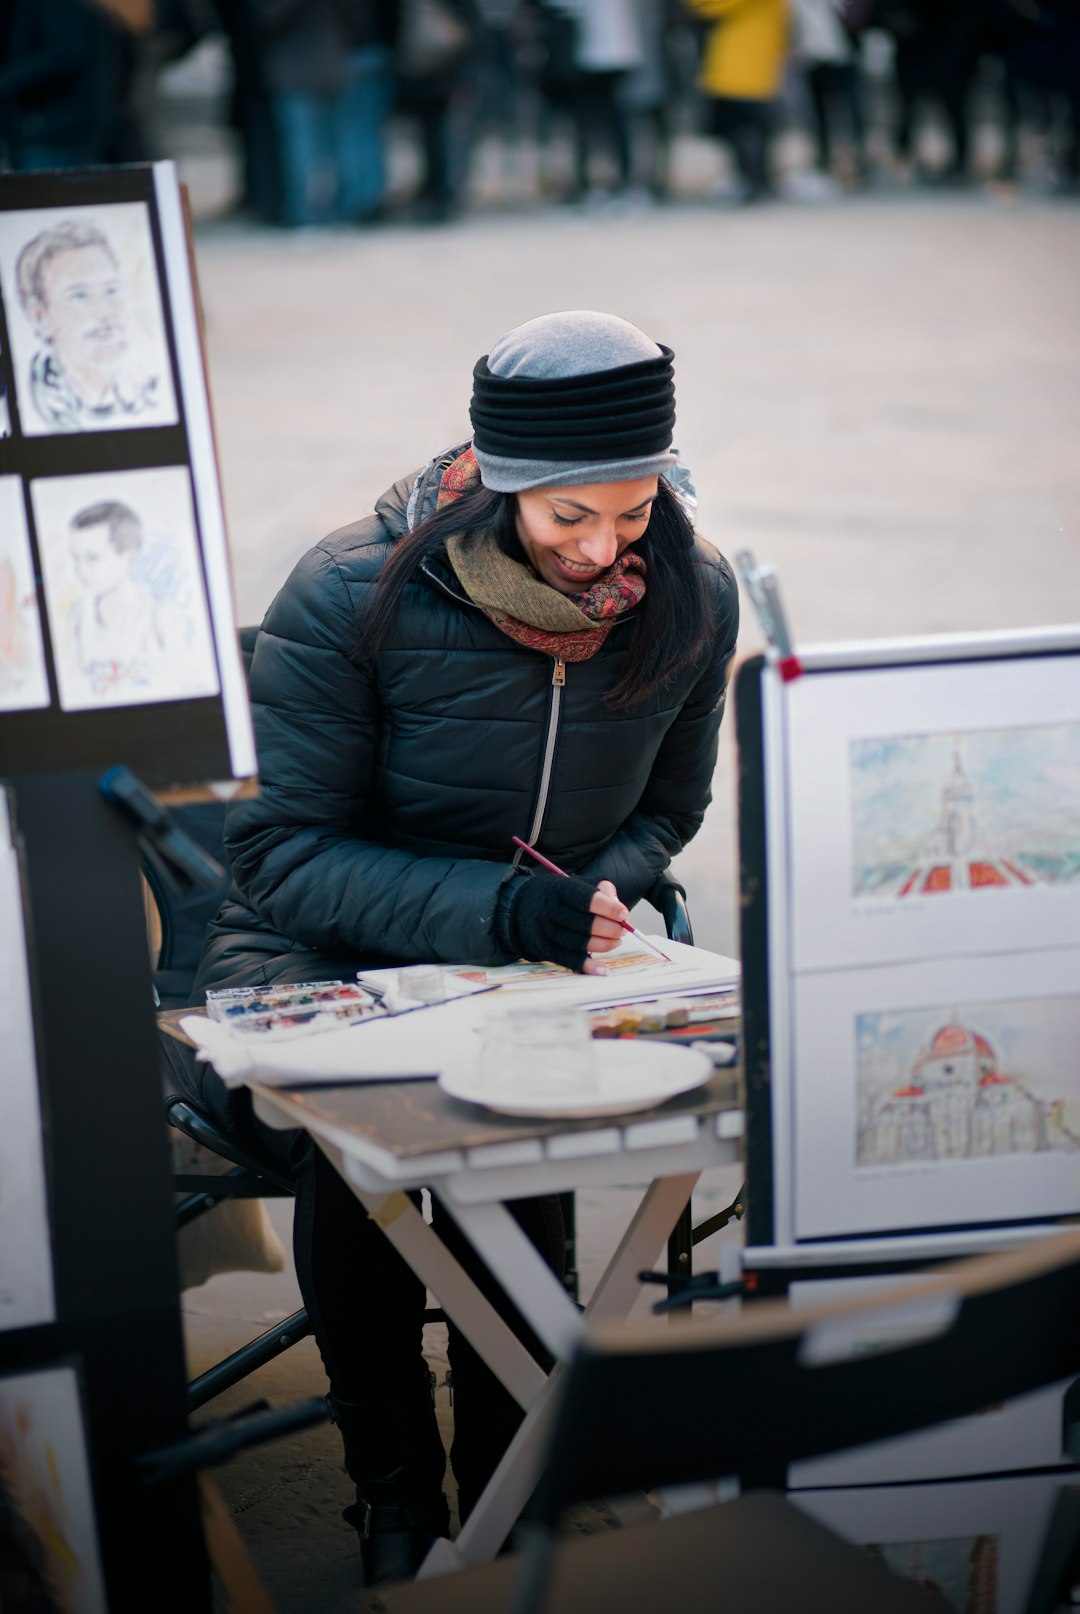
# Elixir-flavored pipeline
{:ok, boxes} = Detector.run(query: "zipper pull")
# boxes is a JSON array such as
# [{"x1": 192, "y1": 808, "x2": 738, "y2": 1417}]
[{"x1": 552, "y1": 657, "x2": 566, "y2": 688}]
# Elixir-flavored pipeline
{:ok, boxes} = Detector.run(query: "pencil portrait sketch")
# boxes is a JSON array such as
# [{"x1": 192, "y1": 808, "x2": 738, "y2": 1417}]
[
  {"x1": 855, "y1": 995, "x2": 1080, "y2": 1170},
  {"x1": 851, "y1": 725, "x2": 1080, "y2": 902},
  {"x1": 31, "y1": 467, "x2": 219, "y2": 711},
  {"x1": 0, "y1": 477, "x2": 50, "y2": 712},
  {"x1": 0, "y1": 202, "x2": 178, "y2": 436}
]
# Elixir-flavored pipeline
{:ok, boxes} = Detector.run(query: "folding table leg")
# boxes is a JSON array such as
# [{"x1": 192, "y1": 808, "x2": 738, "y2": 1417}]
[
  {"x1": 585, "y1": 1172, "x2": 702, "y2": 1323},
  {"x1": 435, "y1": 1196, "x2": 586, "y2": 1362},
  {"x1": 423, "y1": 1173, "x2": 704, "y2": 1569},
  {"x1": 322, "y1": 1139, "x2": 546, "y2": 1411},
  {"x1": 420, "y1": 1367, "x2": 566, "y2": 1573}
]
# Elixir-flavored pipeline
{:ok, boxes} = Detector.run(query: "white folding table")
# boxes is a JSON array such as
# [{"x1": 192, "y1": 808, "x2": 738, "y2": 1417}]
[{"x1": 250, "y1": 1068, "x2": 744, "y2": 1576}]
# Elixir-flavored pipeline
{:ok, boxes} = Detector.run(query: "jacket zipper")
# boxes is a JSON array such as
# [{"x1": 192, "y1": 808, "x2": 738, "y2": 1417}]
[
  {"x1": 417, "y1": 559, "x2": 577, "y2": 861},
  {"x1": 514, "y1": 657, "x2": 565, "y2": 865}
]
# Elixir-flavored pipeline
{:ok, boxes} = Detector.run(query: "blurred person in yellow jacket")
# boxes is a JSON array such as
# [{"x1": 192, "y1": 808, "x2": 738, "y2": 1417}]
[{"x1": 689, "y1": 0, "x2": 789, "y2": 200}]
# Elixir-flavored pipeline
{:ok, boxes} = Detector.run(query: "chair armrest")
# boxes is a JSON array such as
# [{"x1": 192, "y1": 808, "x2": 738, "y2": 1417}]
[
  {"x1": 165, "y1": 1096, "x2": 297, "y2": 1195},
  {"x1": 645, "y1": 871, "x2": 694, "y2": 946}
]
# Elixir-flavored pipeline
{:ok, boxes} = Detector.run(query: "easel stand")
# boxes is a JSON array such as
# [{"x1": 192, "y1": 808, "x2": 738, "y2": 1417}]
[
  {"x1": 729, "y1": 631, "x2": 1080, "y2": 1592},
  {"x1": 1, "y1": 769, "x2": 210, "y2": 1611}
]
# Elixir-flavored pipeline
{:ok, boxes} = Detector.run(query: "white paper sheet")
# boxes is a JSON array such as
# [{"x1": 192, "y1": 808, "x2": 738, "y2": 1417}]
[
  {"x1": 184, "y1": 939, "x2": 740, "y2": 1087},
  {"x1": 0, "y1": 795, "x2": 55, "y2": 1330}
]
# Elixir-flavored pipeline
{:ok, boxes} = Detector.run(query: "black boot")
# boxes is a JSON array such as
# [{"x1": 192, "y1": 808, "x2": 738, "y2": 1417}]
[{"x1": 328, "y1": 1365, "x2": 450, "y2": 1586}]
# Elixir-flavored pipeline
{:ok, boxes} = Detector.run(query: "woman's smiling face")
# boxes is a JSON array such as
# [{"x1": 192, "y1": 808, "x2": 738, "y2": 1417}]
[{"x1": 513, "y1": 476, "x2": 659, "y2": 595}]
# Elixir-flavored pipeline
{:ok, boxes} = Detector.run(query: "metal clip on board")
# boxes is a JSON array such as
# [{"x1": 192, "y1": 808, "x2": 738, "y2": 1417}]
[{"x1": 734, "y1": 550, "x2": 803, "y2": 683}]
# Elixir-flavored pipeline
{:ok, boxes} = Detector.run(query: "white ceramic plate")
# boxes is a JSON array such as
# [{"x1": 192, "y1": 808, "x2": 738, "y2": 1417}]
[{"x1": 438, "y1": 1040, "x2": 714, "y2": 1119}]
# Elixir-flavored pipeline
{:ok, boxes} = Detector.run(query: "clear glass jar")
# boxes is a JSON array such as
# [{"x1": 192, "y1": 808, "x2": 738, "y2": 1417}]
[
  {"x1": 395, "y1": 964, "x2": 447, "y2": 1005},
  {"x1": 475, "y1": 1003, "x2": 597, "y2": 1097}
]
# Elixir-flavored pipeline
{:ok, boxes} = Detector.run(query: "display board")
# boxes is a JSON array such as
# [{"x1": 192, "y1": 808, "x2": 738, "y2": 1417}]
[
  {"x1": 736, "y1": 627, "x2": 1080, "y2": 1255},
  {"x1": 0, "y1": 161, "x2": 244, "y2": 1610},
  {"x1": 0, "y1": 163, "x2": 255, "y2": 788}
]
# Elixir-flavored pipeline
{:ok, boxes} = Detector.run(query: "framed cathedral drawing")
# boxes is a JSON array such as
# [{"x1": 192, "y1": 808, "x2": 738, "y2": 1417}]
[{"x1": 735, "y1": 626, "x2": 1080, "y2": 1251}]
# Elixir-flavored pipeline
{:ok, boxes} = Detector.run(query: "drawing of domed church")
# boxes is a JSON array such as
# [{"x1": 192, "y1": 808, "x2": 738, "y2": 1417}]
[
  {"x1": 858, "y1": 1020, "x2": 1076, "y2": 1166},
  {"x1": 896, "y1": 746, "x2": 1034, "y2": 897}
]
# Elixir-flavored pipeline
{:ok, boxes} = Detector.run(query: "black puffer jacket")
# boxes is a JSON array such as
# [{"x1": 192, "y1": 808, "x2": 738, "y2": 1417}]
[{"x1": 195, "y1": 450, "x2": 739, "y2": 991}]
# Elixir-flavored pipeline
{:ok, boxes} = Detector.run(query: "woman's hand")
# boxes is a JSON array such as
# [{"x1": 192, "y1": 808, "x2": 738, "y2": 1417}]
[{"x1": 582, "y1": 880, "x2": 630, "y2": 975}]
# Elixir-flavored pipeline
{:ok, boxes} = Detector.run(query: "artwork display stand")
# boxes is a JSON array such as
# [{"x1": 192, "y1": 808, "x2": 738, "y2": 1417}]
[
  {"x1": 0, "y1": 163, "x2": 258, "y2": 1610},
  {"x1": 734, "y1": 626, "x2": 1080, "y2": 1296},
  {"x1": 732, "y1": 632, "x2": 1080, "y2": 1593}
]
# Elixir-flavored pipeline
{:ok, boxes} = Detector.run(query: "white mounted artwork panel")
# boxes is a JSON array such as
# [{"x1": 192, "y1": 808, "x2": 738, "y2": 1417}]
[
  {"x1": 0, "y1": 201, "x2": 179, "y2": 437},
  {"x1": 31, "y1": 465, "x2": 219, "y2": 711},
  {"x1": 791, "y1": 949, "x2": 1080, "y2": 1240},
  {"x1": 0, "y1": 476, "x2": 49, "y2": 711},
  {"x1": 784, "y1": 656, "x2": 1080, "y2": 974}
]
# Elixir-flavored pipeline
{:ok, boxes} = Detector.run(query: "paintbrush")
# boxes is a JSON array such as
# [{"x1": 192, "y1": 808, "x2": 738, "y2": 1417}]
[{"x1": 511, "y1": 836, "x2": 672, "y2": 964}]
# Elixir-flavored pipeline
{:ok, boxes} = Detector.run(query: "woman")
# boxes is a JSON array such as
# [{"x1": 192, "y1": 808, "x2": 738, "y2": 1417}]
[{"x1": 188, "y1": 310, "x2": 739, "y2": 1583}]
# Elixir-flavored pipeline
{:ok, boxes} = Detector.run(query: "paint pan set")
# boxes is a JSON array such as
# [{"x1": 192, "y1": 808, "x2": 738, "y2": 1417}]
[{"x1": 204, "y1": 980, "x2": 383, "y2": 1039}]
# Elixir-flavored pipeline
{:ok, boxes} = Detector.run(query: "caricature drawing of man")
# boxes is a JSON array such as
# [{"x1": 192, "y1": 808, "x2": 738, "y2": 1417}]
[
  {"x1": 15, "y1": 221, "x2": 160, "y2": 432},
  {"x1": 64, "y1": 500, "x2": 173, "y2": 695}
]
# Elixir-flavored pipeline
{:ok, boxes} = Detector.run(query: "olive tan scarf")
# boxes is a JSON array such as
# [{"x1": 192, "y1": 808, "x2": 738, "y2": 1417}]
[{"x1": 437, "y1": 449, "x2": 646, "y2": 662}]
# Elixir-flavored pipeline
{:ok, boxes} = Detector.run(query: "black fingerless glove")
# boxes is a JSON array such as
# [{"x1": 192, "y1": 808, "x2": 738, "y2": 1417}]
[{"x1": 494, "y1": 870, "x2": 596, "y2": 972}]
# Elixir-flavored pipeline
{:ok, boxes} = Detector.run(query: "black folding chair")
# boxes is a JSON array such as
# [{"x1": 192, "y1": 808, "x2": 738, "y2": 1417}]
[{"x1": 359, "y1": 1227, "x2": 1080, "y2": 1614}]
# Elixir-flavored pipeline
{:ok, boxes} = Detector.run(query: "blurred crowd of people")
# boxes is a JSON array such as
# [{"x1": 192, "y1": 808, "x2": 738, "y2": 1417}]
[{"x1": 2, "y1": 0, "x2": 1079, "y2": 224}]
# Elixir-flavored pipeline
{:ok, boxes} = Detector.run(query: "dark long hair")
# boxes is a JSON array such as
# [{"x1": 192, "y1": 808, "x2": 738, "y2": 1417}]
[{"x1": 351, "y1": 478, "x2": 713, "y2": 710}]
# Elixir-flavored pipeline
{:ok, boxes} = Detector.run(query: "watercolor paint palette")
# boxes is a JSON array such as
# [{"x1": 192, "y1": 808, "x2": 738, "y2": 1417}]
[{"x1": 204, "y1": 980, "x2": 383, "y2": 1039}]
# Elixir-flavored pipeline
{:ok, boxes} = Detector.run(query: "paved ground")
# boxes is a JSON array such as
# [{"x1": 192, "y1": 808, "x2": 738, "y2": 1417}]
[{"x1": 161, "y1": 60, "x2": 1080, "y2": 1611}]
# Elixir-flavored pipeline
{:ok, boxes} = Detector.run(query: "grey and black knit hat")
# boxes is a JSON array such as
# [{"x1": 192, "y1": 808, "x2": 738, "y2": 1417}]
[{"x1": 469, "y1": 310, "x2": 677, "y2": 493}]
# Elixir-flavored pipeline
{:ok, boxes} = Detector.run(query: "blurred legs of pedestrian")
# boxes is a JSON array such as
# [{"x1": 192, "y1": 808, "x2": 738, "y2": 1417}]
[
  {"x1": 399, "y1": 81, "x2": 463, "y2": 222},
  {"x1": 633, "y1": 104, "x2": 672, "y2": 198},
  {"x1": 571, "y1": 68, "x2": 633, "y2": 199},
  {"x1": 213, "y1": 0, "x2": 283, "y2": 223},
  {"x1": 708, "y1": 96, "x2": 774, "y2": 200},
  {"x1": 805, "y1": 60, "x2": 867, "y2": 181},
  {"x1": 888, "y1": 6, "x2": 983, "y2": 186},
  {"x1": 336, "y1": 45, "x2": 394, "y2": 221},
  {"x1": 894, "y1": 44, "x2": 972, "y2": 180},
  {"x1": 273, "y1": 47, "x2": 391, "y2": 227},
  {"x1": 690, "y1": 0, "x2": 786, "y2": 202},
  {"x1": 273, "y1": 91, "x2": 336, "y2": 226}
]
